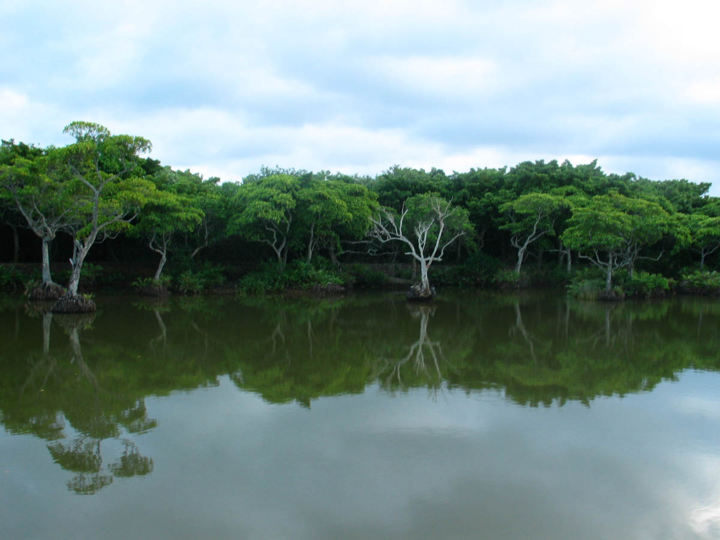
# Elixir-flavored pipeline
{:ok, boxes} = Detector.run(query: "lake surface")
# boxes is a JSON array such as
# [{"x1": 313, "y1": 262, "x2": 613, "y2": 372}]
[{"x1": 1, "y1": 292, "x2": 720, "y2": 540}]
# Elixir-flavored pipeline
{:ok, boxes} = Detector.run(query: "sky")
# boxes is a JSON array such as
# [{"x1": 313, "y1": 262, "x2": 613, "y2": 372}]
[{"x1": 1, "y1": 0, "x2": 720, "y2": 192}]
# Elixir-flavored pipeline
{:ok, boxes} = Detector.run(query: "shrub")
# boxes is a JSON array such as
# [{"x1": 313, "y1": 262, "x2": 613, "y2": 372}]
[
  {"x1": 195, "y1": 261, "x2": 226, "y2": 288},
  {"x1": 492, "y1": 269, "x2": 529, "y2": 289},
  {"x1": 177, "y1": 271, "x2": 205, "y2": 294},
  {"x1": 238, "y1": 259, "x2": 346, "y2": 294},
  {"x1": 679, "y1": 270, "x2": 720, "y2": 295},
  {"x1": 572, "y1": 266, "x2": 606, "y2": 282},
  {"x1": 238, "y1": 265, "x2": 283, "y2": 294},
  {"x1": 283, "y1": 260, "x2": 344, "y2": 289},
  {"x1": 430, "y1": 265, "x2": 466, "y2": 286},
  {"x1": 460, "y1": 252, "x2": 504, "y2": 287},
  {"x1": 526, "y1": 265, "x2": 571, "y2": 288},
  {"x1": 0, "y1": 265, "x2": 28, "y2": 292},
  {"x1": 132, "y1": 275, "x2": 172, "y2": 296},
  {"x1": 133, "y1": 276, "x2": 170, "y2": 288},
  {"x1": 171, "y1": 262, "x2": 227, "y2": 294},
  {"x1": 347, "y1": 264, "x2": 389, "y2": 287},
  {"x1": 623, "y1": 271, "x2": 670, "y2": 299}
]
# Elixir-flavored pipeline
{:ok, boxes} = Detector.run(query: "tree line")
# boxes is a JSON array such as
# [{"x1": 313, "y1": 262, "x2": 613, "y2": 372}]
[{"x1": 2, "y1": 122, "x2": 720, "y2": 309}]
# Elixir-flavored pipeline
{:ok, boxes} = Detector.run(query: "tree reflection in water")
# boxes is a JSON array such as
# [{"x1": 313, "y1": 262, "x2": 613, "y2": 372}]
[
  {"x1": 50, "y1": 313, "x2": 155, "y2": 494},
  {"x1": 4, "y1": 294, "x2": 720, "y2": 494},
  {"x1": 2, "y1": 307, "x2": 157, "y2": 495},
  {"x1": 374, "y1": 304, "x2": 450, "y2": 393}
]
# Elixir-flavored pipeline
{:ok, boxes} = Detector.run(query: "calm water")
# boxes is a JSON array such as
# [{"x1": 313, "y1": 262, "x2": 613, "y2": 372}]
[{"x1": 1, "y1": 292, "x2": 720, "y2": 540}]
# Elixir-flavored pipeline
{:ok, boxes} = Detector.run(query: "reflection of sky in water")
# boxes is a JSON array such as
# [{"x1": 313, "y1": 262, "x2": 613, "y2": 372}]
[{"x1": 3, "y1": 371, "x2": 720, "y2": 540}]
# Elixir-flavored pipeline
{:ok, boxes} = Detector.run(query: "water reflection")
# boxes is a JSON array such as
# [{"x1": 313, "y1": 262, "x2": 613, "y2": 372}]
[
  {"x1": 1, "y1": 305, "x2": 156, "y2": 494},
  {"x1": 374, "y1": 304, "x2": 451, "y2": 393},
  {"x1": 2, "y1": 293, "x2": 720, "y2": 496}
]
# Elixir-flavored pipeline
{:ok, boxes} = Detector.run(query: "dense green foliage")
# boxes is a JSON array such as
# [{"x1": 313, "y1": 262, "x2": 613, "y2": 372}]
[{"x1": 2, "y1": 125, "x2": 719, "y2": 299}]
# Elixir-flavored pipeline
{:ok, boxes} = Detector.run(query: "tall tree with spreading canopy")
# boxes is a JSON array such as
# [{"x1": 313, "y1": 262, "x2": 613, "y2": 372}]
[
  {"x1": 684, "y1": 213, "x2": 720, "y2": 269},
  {"x1": 228, "y1": 174, "x2": 299, "y2": 270},
  {"x1": 369, "y1": 193, "x2": 472, "y2": 299},
  {"x1": 0, "y1": 140, "x2": 41, "y2": 265},
  {"x1": 154, "y1": 167, "x2": 226, "y2": 261},
  {"x1": 130, "y1": 188, "x2": 204, "y2": 293},
  {"x1": 614, "y1": 194, "x2": 675, "y2": 277},
  {"x1": 297, "y1": 177, "x2": 378, "y2": 263},
  {"x1": 562, "y1": 195, "x2": 632, "y2": 294},
  {"x1": 562, "y1": 193, "x2": 672, "y2": 294},
  {"x1": 0, "y1": 142, "x2": 78, "y2": 299},
  {"x1": 500, "y1": 193, "x2": 568, "y2": 273},
  {"x1": 53, "y1": 122, "x2": 157, "y2": 312}
]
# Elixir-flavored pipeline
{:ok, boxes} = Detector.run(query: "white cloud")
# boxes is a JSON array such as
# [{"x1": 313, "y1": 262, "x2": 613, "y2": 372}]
[
  {"x1": 638, "y1": 0, "x2": 720, "y2": 65},
  {"x1": 0, "y1": 89, "x2": 65, "y2": 145},
  {"x1": 686, "y1": 79, "x2": 720, "y2": 105},
  {"x1": 373, "y1": 56, "x2": 498, "y2": 100},
  {"x1": 1, "y1": 0, "x2": 719, "y2": 190}
]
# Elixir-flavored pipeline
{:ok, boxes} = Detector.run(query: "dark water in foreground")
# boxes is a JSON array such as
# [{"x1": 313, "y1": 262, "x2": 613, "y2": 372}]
[{"x1": 1, "y1": 292, "x2": 720, "y2": 540}]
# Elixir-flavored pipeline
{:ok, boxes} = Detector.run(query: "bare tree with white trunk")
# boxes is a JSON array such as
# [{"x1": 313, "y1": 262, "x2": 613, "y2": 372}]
[{"x1": 369, "y1": 193, "x2": 471, "y2": 300}]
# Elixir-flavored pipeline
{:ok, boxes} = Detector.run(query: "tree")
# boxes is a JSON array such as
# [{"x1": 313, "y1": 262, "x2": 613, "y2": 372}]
[
  {"x1": 631, "y1": 178, "x2": 711, "y2": 214},
  {"x1": 154, "y1": 167, "x2": 226, "y2": 261},
  {"x1": 0, "y1": 143, "x2": 75, "y2": 299},
  {"x1": 562, "y1": 195, "x2": 632, "y2": 293},
  {"x1": 548, "y1": 186, "x2": 590, "y2": 272},
  {"x1": 562, "y1": 193, "x2": 671, "y2": 293},
  {"x1": 500, "y1": 193, "x2": 567, "y2": 273},
  {"x1": 296, "y1": 177, "x2": 378, "y2": 263},
  {"x1": 614, "y1": 195, "x2": 675, "y2": 277},
  {"x1": 130, "y1": 188, "x2": 204, "y2": 288},
  {"x1": 684, "y1": 213, "x2": 720, "y2": 269},
  {"x1": 228, "y1": 174, "x2": 299, "y2": 270},
  {"x1": 53, "y1": 122, "x2": 157, "y2": 312},
  {"x1": 0, "y1": 140, "x2": 38, "y2": 265},
  {"x1": 372, "y1": 166, "x2": 449, "y2": 211},
  {"x1": 446, "y1": 167, "x2": 506, "y2": 251},
  {"x1": 369, "y1": 193, "x2": 471, "y2": 299}
]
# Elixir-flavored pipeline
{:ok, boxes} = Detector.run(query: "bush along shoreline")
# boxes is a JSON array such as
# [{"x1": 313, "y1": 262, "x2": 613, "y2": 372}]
[{"x1": 4, "y1": 257, "x2": 720, "y2": 301}]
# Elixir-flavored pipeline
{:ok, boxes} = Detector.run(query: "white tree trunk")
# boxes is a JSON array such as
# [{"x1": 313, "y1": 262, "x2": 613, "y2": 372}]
[
  {"x1": 67, "y1": 238, "x2": 94, "y2": 297},
  {"x1": 153, "y1": 251, "x2": 167, "y2": 281},
  {"x1": 605, "y1": 259, "x2": 613, "y2": 292},
  {"x1": 515, "y1": 246, "x2": 526, "y2": 273},
  {"x1": 41, "y1": 237, "x2": 54, "y2": 285},
  {"x1": 419, "y1": 260, "x2": 431, "y2": 296}
]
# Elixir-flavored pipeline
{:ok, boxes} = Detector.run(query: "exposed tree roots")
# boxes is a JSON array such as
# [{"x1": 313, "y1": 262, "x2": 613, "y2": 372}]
[
  {"x1": 406, "y1": 283, "x2": 436, "y2": 302},
  {"x1": 597, "y1": 289, "x2": 625, "y2": 301},
  {"x1": 27, "y1": 282, "x2": 66, "y2": 302},
  {"x1": 52, "y1": 294, "x2": 97, "y2": 314}
]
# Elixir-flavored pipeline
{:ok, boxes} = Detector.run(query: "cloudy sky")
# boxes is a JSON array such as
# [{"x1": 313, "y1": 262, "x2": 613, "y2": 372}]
[{"x1": 2, "y1": 0, "x2": 719, "y2": 191}]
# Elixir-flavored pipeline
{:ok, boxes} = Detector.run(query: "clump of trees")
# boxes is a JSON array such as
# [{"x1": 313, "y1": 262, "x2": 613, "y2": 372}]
[{"x1": 2, "y1": 125, "x2": 720, "y2": 305}]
